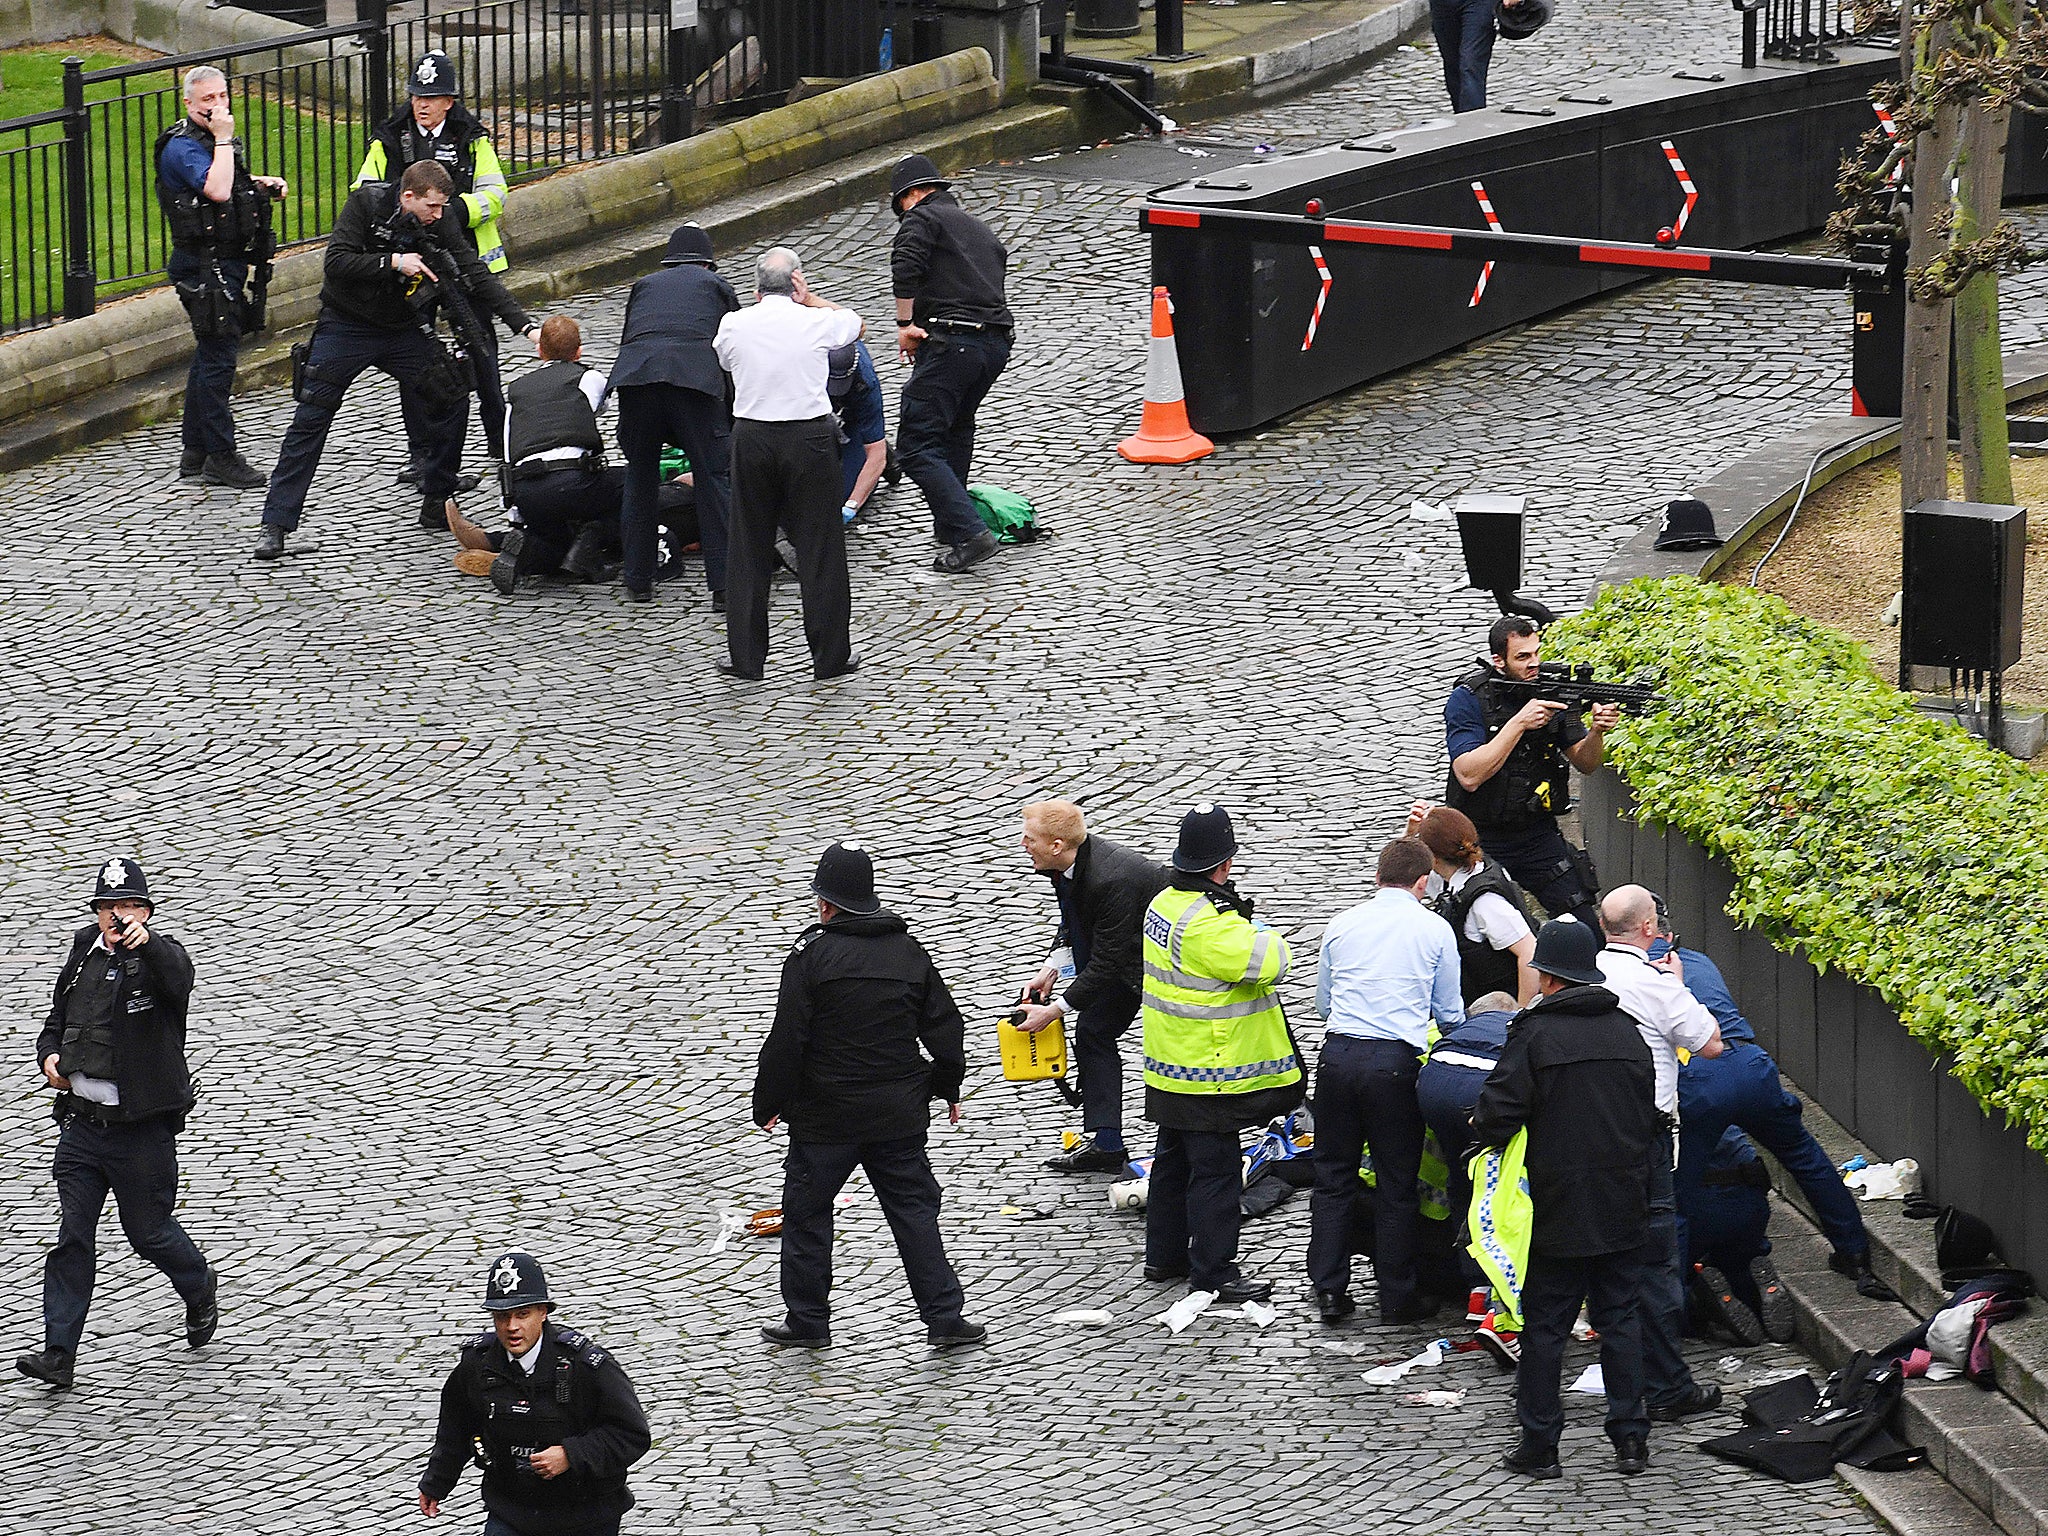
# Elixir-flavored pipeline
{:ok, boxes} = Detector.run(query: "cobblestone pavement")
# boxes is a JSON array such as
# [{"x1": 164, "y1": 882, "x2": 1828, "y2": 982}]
[{"x1": 1, "y1": 3, "x2": 2027, "y2": 1533}]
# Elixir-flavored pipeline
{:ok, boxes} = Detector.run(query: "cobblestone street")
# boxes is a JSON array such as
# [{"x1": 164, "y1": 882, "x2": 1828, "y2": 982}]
[{"x1": 1, "y1": 3, "x2": 2028, "y2": 1532}]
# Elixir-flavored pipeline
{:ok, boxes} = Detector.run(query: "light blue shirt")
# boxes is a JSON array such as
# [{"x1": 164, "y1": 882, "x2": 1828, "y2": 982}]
[{"x1": 1315, "y1": 888, "x2": 1464, "y2": 1047}]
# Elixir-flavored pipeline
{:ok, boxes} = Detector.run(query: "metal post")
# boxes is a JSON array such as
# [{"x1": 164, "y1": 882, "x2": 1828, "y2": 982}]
[
  {"x1": 60, "y1": 57, "x2": 93, "y2": 320},
  {"x1": 662, "y1": 1, "x2": 697, "y2": 143},
  {"x1": 588, "y1": 0, "x2": 607, "y2": 156},
  {"x1": 359, "y1": 0, "x2": 389, "y2": 128},
  {"x1": 1742, "y1": 5, "x2": 1759, "y2": 69},
  {"x1": 1142, "y1": 0, "x2": 1199, "y2": 62}
]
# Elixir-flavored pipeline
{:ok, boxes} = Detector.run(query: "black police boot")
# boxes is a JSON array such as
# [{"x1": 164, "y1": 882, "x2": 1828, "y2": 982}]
[
  {"x1": 1315, "y1": 1290, "x2": 1356, "y2": 1324},
  {"x1": 1613, "y1": 1434, "x2": 1649, "y2": 1476},
  {"x1": 1750, "y1": 1255, "x2": 1797, "y2": 1343},
  {"x1": 814, "y1": 652, "x2": 863, "y2": 683},
  {"x1": 1691, "y1": 1263, "x2": 1764, "y2": 1346},
  {"x1": 560, "y1": 525, "x2": 609, "y2": 583},
  {"x1": 15, "y1": 1347, "x2": 74, "y2": 1390},
  {"x1": 1143, "y1": 1263, "x2": 1190, "y2": 1283},
  {"x1": 1829, "y1": 1248, "x2": 1900, "y2": 1301},
  {"x1": 454, "y1": 471, "x2": 482, "y2": 494},
  {"x1": 1044, "y1": 1139, "x2": 1125, "y2": 1175},
  {"x1": 490, "y1": 529, "x2": 526, "y2": 597},
  {"x1": 1214, "y1": 1276, "x2": 1273, "y2": 1305},
  {"x1": 253, "y1": 526, "x2": 286, "y2": 561},
  {"x1": 201, "y1": 451, "x2": 267, "y2": 489},
  {"x1": 419, "y1": 497, "x2": 451, "y2": 532},
  {"x1": 760, "y1": 1322, "x2": 831, "y2": 1349},
  {"x1": 1381, "y1": 1295, "x2": 1442, "y2": 1326},
  {"x1": 1647, "y1": 1382, "x2": 1723, "y2": 1422},
  {"x1": 186, "y1": 1275, "x2": 219, "y2": 1349},
  {"x1": 1502, "y1": 1436, "x2": 1562, "y2": 1479},
  {"x1": 932, "y1": 529, "x2": 999, "y2": 575},
  {"x1": 883, "y1": 440, "x2": 902, "y2": 486},
  {"x1": 395, "y1": 461, "x2": 424, "y2": 487},
  {"x1": 179, "y1": 448, "x2": 205, "y2": 478},
  {"x1": 928, "y1": 1319, "x2": 987, "y2": 1350}
]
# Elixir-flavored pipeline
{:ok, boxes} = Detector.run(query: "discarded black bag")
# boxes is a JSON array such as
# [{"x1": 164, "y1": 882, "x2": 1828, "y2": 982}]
[{"x1": 1699, "y1": 1351, "x2": 1924, "y2": 1483}]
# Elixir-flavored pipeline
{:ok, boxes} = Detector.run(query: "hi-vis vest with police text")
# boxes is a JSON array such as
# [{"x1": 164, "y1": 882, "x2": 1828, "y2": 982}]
[{"x1": 1140, "y1": 885, "x2": 1300, "y2": 1096}]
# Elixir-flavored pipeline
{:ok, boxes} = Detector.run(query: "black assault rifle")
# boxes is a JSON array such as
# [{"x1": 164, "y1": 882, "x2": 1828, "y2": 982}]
[
  {"x1": 1492, "y1": 661, "x2": 1663, "y2": 715},
  {"x1": 419, "y1": 237, "x2": 495, "y2": 380}
]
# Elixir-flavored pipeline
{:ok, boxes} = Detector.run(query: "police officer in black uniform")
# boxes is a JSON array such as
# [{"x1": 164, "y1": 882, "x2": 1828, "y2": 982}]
[
  {"x1": 1442, "y1": 614, "x2": 1620, "y2": 927},
  {"x1": 418, "y1": 1252, "x2": 651, "y2": 1536},
  {"x1": 16, "y1": 859, "x2": 217, "y2": 1392},
  {"x1": 752, "y1": 841, "x2": 984, "y2": 1351},
  {"x1": 888, "y1": 154, "x2": 1013, "y2": 576},
  {"x1": 155, "y1": 64, "x2": 285, "y2": 489},
  {"x1": 255, "y1": 159, "x2": 536, "y2": 561}
]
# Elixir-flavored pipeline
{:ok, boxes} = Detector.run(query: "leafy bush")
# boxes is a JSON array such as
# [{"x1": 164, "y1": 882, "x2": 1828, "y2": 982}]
[{"x1": 1548, "y1": 577, "x2": 2048, "y2": 1151}]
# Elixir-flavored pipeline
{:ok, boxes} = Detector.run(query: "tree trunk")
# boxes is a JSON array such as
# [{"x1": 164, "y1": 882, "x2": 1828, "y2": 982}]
[
  {"x1": 1954, "y1": 97, "x2": 2015, "y2": 505},
  {"x1": 1901, "y1": 84, "x2": 1957, "y2": 511}
]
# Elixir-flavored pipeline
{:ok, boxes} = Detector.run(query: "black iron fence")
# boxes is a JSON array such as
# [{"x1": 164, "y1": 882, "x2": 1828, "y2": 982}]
[
  {"x1": 0, "y1": 0, "x2": 894, "y2": 336},
  {"x1": 1762, "y1": 0, "x2": 1865, "y2": 63}
]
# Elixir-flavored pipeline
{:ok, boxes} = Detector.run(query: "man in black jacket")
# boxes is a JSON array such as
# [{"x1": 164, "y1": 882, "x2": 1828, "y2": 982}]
[
  {"x1": 1472, "y1": 918, "x2": 1660, "y2": 1479},
  {"x1": 1013, "y1": 799, "x2": 1169, "y2": 1173},
  {"x1": 609, "y1": 223, "x2": 739, "y2": 605},
  {"x1": 889, "y1": 154, "x2": 1012, "y2": 575},
  {"x1": 255, "y1": 159, "x2": 536, "y2": 561},
  {"x1": 418, "y1": 1252, "x2": 650, "y2": 1536},
  {"x1": 752, "y1": 841, "x2": 983, "y2": 1350},
  {"x1": 16, "y1": 860, "x2": 216, "y2": 1392}
]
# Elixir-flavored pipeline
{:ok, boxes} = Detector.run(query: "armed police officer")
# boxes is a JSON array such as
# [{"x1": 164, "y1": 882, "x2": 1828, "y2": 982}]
[
  {"x1": 1443, "y1": 614, "x2": 1620, "y2": 926},
  {"x1": 418, "y1": 1252, "x2": 650, "y2": 1536},
  {"x1": 16, "y1": 860, "x2": 217, "y2": 1393},
  {"x1": 256, "y1": 159, "x2": 536, "y2": 561},
  {"x1": 356, "y1": 50, "x2": 511, "y2": 487},
  {"x1": 888, "y1": 154, "x2": 1012, "y2": 576},
  {"x1": 156, "y1": 64, "x2": 285, "y2": 489}
]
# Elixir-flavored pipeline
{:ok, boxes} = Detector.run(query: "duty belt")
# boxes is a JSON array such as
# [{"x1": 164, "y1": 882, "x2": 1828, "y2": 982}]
[
  {"x1": 927, "y1": 318, "x2": 1011, "y2": 336},
  {"x1": 511, "y1": 452, "x2": 595, "y2": 480}
]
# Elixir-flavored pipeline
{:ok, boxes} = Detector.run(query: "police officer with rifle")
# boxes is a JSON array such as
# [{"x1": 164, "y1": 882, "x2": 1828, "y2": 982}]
[
  {"x1": 254, "y1": 159, "x2": 536, "y2": 561},
  {"x1": 1443, "y1": 614, "x2": 1640, "y2": 927},
  {"x1": 155, "y1": 65, "x2": 286, "y2": 490}
]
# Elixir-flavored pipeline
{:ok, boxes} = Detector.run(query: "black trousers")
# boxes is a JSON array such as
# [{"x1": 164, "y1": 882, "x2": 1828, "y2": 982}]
[
  {"x1": 44, "y1": 1116, "x2": 211, "y2": 1352},
  {"x1": 260, "y1": 319, "x2": 463, "y2": 531},
  {"x1": 170, "y1": 251, "x2": 243, "y2": 460},
  {"x1": 1517, "y1": 1246, "x2": 1651, "y2": 1449},
  {"x1": 727, "y1": 416, "x2": 851, "y2": 676},
  {"x1": 897, "y1": 330, "x2": 1010, "y2": 546},
  {"x1": 1484, "y1": 820, "x2": 1599, "y2": 928},
  {"x1": 615, "y1": 382, "x2": 731, "y2": 594},
  {"x1": 1145, "y1": 1124, "x2": 1244, "y2": 1291},
  {"x1": 510, "y1": 465, "x2": 695, "y2": 576},
  {"x1": 1307, "y1": 1035, "x2": 1426, "y2": 1314},
  {"x1": 779, "y1": 1135, "x2": 964, "y2": 1335},
  {"x1": 401, "y1": 327, "x2": 504, "y2": 461},
  {"x1": 1637, "y1": 1129, "x2": 1699, "y2": 1407},
  {"x1": 1075, "y1": 991, "x2": 1140, "y2": 1140}
]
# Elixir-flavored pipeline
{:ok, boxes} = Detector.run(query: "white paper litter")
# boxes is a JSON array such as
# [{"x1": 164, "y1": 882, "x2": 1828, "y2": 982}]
[
  {"x1": 1572, "y1": 1311, "x2": 1597, "y2": 1341},
  {"x1": 1319, "y1": 1339, "x2": 1369, "y2": 1357},
  {"x1": 1846, "y1": 1158, "x2": 1922, "y2": 1200},
  {"x1": 708, "y1": 1207, "x2": 746, "y2": 1253},
  {"x1": 1241, "y1": 1300, "x2": 1278, "y2": 1329},
  {"x1": 1158, "y1": 1290, "x2": 1216, "y2": 1334},
  {"x1": 1407, "y1": 498, "x2": 1452, "y2": 522},
  {"x1": 1718, "y1": 1356, "x2": 1745, "y2": 1375},
  {"x1": 1052, "y1": 1309, "x2": 1115, "y2": 1327},
  {"x1": 1402, "y1": 1389, "x2": 1467, "y2": 1407},
  {"x1": 1363, "y1": 1340, "x2": 1446, "y2": 1385},
  {"x1": 1569, "y1": 1364, "x2": 1606, "y2": 1395}
]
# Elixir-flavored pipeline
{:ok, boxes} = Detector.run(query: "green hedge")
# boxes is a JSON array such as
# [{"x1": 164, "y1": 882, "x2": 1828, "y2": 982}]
[{"x1": 1548, "y1": 577, "x2": 2048, "y2": 1152}]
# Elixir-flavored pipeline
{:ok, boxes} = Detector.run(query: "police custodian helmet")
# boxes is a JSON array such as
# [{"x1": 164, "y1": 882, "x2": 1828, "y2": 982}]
[
  {"x1": 410, "y1": 50, "x2": 460, "y2": 97},
  {"x1": 90, "y1": 858, "x2": 152, "y2": 908},
  {"x1": 1171, "y1": 804, "x2": 1238, "y2": 874},
  {"x1": 1495, "y1": 0, "x2": 1554, "y2": 41},
  {"x1": 484, "y1": 1251, "x2": 553, "y2": 1311}
]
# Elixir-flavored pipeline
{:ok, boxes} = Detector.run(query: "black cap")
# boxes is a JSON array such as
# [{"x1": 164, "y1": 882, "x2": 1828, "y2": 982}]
[
  {"x1": 1652, "y1": 497, "x2": 1723, "y2": 552},
  {"x1": 409, "y1": 50, "x2": 460, "y2": 97},
  {"x1": 811, "y1": 841, "x2": 880, "y2": 915},
  {"x1": 1530, "y1": 917, "x2": 1605, "y2": 987},
  {"x1": 1171, "y1": 804, "x2": 1238, "y2": 874},
  {"x1": 483, "y1": 1251, "x2": 552, "y2": 1311},
  {"x1": 660, "y1": 222, "x2": 716, "y2": 268},
  {"x1": 889, "y1": 153, "x2": 948, "y2": 205},
  {"x1": 91, "y1": 858, "x2": 152, "y2": 908}
]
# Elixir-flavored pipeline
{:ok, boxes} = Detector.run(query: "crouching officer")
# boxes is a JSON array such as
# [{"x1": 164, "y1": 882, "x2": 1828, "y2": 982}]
[
  {"x1": 256, "y1": 159, "x2": 536, "y2": 561},
  {"x1": 156, "y1": 64, "x2": 285, "y2": 489},
  {"x1": 418, "y1": 1252, "x2": 651, "y2": 1535},
  {"x1": 16, "y1": 860, "x2": 216, "y2": 1392}
]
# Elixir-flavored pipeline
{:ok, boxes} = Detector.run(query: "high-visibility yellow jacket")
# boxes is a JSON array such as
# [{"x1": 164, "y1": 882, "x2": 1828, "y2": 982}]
[
  {"x1": 1140, "y1": 884, "x2": 1300, "y2": 1097},
  {"x1": 354, "y1": 103, "x2": 509, "y2": 272}
]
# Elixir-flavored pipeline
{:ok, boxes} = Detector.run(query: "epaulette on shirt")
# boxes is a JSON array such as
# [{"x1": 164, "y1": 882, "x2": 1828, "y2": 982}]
[
  {"x1": 463, "y1": 1328, "x2": 496, "y2": 1353},
  {"x1": 551, "y1": 1325, "x2": 609, "y2": 1368},
  {"x1": 790, "y1": 922, "x2": 826, "y2": 957}
]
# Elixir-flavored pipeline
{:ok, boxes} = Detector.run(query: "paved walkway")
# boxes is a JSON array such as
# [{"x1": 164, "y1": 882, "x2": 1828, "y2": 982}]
[{"x1": 3, "y1": 3, "x2": 2031, "y2": 1532}]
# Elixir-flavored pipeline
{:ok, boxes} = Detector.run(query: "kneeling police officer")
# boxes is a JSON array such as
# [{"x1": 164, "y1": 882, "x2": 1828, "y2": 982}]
[{"x1": 418, "y1": 1252, "x2": 651, "y2": 1536}]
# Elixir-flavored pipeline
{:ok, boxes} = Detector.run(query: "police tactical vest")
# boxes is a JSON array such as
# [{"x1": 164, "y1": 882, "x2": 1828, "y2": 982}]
[
  {"x1": 1139, "y1": 885, "x2": 1300, "y2": 1096},
  {"x1": 154, "y1": 118, "x2": 267, "y2": 255},
  {"x1": 58, "y1": 949, "x2": 126, "y2": 1079},
  {"x1": 1436, "y1": 859, "x2": 1535, "y2": 1005},
  {"x1": 1443, "y1": 664, "x2": 1573, "y2": 836},
  {"x1": 465, "y1": 1325, "x2": 607, "y2": 1480},
  {"x1": 506, "y1": 362, "x2": 603, "y2": 463}
]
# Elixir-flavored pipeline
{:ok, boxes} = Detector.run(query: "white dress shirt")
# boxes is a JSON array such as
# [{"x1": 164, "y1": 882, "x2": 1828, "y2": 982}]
[
  {"x1": 1427, "y1": 865, "x2": 1533, "y2": 950},
  {"x1": 1315, "y1": 888, "x2": 1464, "y2": 1048},
  {"x1": 711, "y1": 295, "x2": 862, "y2": 421},
  {"x1": 513, "y1": 1335, "x2": 545, "y2": 1375},
  {"x1": 1596, "y1": 942, "x2": 1719, "y2": 1114}
]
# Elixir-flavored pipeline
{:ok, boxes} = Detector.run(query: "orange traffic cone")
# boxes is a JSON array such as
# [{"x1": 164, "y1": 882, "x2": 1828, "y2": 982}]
[{"x1": 1117, "y1": 286, "x2": 1214, "y2": 464}]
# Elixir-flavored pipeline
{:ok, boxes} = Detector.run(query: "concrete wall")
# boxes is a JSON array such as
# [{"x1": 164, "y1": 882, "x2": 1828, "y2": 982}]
[{"x1": 0, "y1": 0, "x2": 308, "y2": 53}]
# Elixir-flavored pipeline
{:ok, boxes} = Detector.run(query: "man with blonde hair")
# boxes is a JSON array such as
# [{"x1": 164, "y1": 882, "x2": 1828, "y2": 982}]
[{"x1": 1015, "y1": 800, "x2": 1167, "y2": 1173}]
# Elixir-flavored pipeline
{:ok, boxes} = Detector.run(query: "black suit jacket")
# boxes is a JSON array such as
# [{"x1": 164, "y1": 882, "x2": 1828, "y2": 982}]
[
  {"x1": 609, "y1": 263, "x2": 740, "y2": 399},
  {"x1": 1053, "y1": 834, "x2": 1169, "y2": 1017}
]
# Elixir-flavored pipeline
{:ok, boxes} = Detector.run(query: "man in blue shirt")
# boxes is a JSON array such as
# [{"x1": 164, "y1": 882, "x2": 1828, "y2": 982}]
[
  {"x1": 829, "y1": 339, "x2": 889, "y2": 524},
  {"x1": 1309, "y1": 837, "x2": 1463, "y2": 1325}
]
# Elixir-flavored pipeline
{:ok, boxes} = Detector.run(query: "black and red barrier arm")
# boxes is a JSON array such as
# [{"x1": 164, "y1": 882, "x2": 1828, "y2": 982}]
[{"x1": 1139, "y1": 204, "x2": 1890, "y2": 290}]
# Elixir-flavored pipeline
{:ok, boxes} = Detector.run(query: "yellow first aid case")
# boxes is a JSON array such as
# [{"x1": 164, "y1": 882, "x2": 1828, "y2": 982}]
[{"x1": 998, "y1": 1014, "x2": 1069, "y2": 1082}]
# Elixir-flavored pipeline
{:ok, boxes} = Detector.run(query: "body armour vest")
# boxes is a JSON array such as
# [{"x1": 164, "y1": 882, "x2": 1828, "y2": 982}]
[
  {"x1": 1443, "y1": 665, "x2": 1574, "y2": 836},
  {"x1": 1436, "y1": 860, "x2": 1535, "y2": 1005},
  {"x1": 155, "y1": 118, "x2": 267, "y2": 255},
  {"x1": 58, "y1": 948, "x2": 124, "y2": 1079},
  {"x1": 506, "y1": 363, "x2": 604, "y2": 463}
]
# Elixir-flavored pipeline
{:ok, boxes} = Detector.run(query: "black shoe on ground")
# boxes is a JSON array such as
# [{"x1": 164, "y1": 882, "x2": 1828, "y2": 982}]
[
  {"x1": 1613, "y1": 1434, "x2": 1649, "y2": 1476},
  {"x1": 201, "y1": 451, "x2": 267, "y2": 489},
  {"x1": 1316, "y1": 1289, "x2": 1356, "y2": 1324},
  {"x1": 419, "y1": 497, "x2": 450, "y2": 531},
  {"x1": 760, "y1": 1323, "x2": 830, "y2": 1349},
  {"x1": 396, "y1": 462, "x2": 423, "y2": 487},
  {"x1": 627, "y1": 586, "x2": 654, "y2": 604},
  {"x1": 186, "y1": 1278, "x2": 219, "y2": 1349},
  {"x1": 1502, "y1": 1437, "x2": 1562, "y2": 1480},
  {"x1": 716, "y1": 661, "x2": 763, "y2": 681},
  {"x1": 560, "y1": 525, "x2": 609, "y2": 582},
  {"x1": 815, "y1": 653, "x2": 863, "y2": 682},
  {"x1": 1750, "y1": 1255, "x2": 1797, "y2": 1343},
  {"x1": 1381, "y1": 1296, "x2": 1442, "y2": 1326},
  {"x1": 179, "y1": 449, "x2": 205, "y2": 478},
  {"x1": 883, "y1": 440, "x2": 902, "y2": 486},
  {"x1": 490, "y1": 529, "x2": 525, "y2": 597},
  {"x1": 1143, "y1": 1263, "x2": 1190, "y2": 1283},
  {"x1": 1648, "y1": 1382, "x2": 1723, "y2": 1422},
  {"x1": 454, "y1": 471, "x2": 481, "y2": 494},
  {"x1": 1693, "y1": 1263, "x2": 1765, "y2": 1346},
  {"x1": 1829, "y1": 1248, "x2": 1900, "y2": 1302},
  {"x1": 928, "y1": 1319, "x2": 987, "y2": 1350},
  {"x1": 933, "y1": 529, "x2": 999, "y2": 575},
  {"x1": 1045, "y1": 1140, "x2": 1126, "y2": 1175},
  {"x1": 710, "y1": 588, "x2": 727, "y2": 613},
  {"x1": 1214, "y1": 1277, "x2": 1273, "y2": 1305},
  {"x1": 253, "y1": 526, "x2": 286, "y2": 560},
  {"x1": 15, "y1": 1347, "x2": 74, "y2": 1389}
]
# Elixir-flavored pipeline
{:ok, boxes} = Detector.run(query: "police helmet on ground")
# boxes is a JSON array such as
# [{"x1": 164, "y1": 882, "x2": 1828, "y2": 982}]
[
  {"x1": 91, "y1": 858, "x2": 152, "y2": 909},
  {"x1": 811, "y1": 841, "x2": 881, "y2": 915},
  {"x1": 1171, "y1": 804, "x2": 1238, "y2": 874},
  {"x1": 889, "y1": 153, "x2": 949, "y2": 211},
  {"x1": 409, "y1": 50, "x2": 460, "y2": 98},
  {"x1": 1495, "y1": 0, "x2": 1554, "y2": 41},
  {"x1": 1652, "y1": 496, "x2": 1724, "y2": 551},
  {"x1": 1530, "y1": 917, "x2": 1604, "y2": 986},
  {"x1": 484, "y1": 1251, "x2": 553, "y2": 1311},
  {"x1": 661, "y1": 222, "x2": 717, "y2": 269}
]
